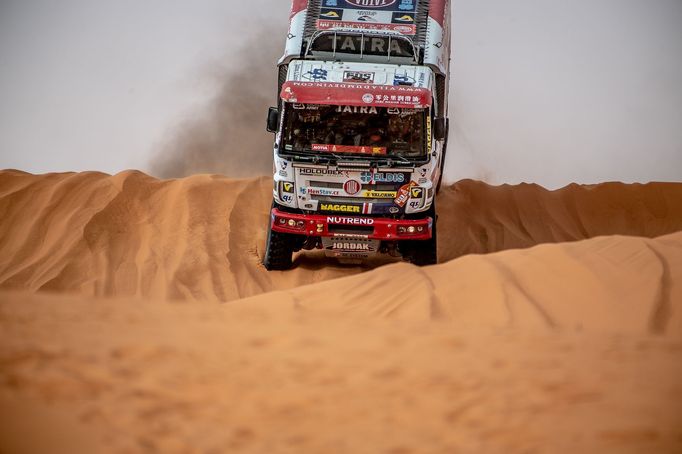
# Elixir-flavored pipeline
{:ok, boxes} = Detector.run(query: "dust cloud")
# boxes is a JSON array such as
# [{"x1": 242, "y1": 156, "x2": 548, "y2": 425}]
[{"x1": 150, "y1": 28, "x2": 286, "y2": 179}]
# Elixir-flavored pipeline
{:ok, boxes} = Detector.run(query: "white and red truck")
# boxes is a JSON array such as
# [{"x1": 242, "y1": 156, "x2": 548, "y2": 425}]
[{"x1": 264, "y1": 0, "x2": 451, "y2": 270}]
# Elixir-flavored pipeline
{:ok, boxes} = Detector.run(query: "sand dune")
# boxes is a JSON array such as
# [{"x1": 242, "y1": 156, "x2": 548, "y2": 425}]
[
  {"x1": 1, "y1": 170, "x2": 681, "y2": 303},
  {"x1": 235, "y1": 232, "x2": 682, "y2": 337},
  {"x1": 1, "y1": 170, "x2": 681, "y2": 453}
]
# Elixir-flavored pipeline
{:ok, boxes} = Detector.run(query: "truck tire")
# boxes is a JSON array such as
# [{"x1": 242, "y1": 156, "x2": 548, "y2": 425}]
[
  {"x1": 400, "y1": 204, "x2": 438, "y2": 266},
  {"x1": 263, "y1": 223, "x2": 297, "y2": 270}
]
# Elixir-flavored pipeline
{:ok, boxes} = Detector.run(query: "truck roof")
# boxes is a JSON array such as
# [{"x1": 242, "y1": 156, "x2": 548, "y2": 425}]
[{"x1": 283, "y1": 0, "x2": 450, "y2": 76}]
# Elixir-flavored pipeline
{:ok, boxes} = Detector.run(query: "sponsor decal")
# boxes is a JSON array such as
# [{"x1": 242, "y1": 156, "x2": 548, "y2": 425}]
[
  {"x1": 333, "y1": 233, "x2": 370, "y2": 239},
  {"x1": 303, "y1": 68, "x2": 328, "y2": 81},
  {"x1": 345, "y1": 0, "x2": 397, "y2": 7},
  {"x1": 389, "y1": 206, "x2": 400, "y2": 214},
  {"x1": 312, "y1": 144, "x2": 387, "y2": 155},
  {"x1": 328, "y1": 242, "x2": 373, "y2": 252},
  {"x1": 419, "y1": 168, "x2": 428, "y2": 178},
  {"x1": 299, "y1": 168, "x2": 346, "y2": 176},
  {"x1": 308, "y1": 188, "x2": 342, "y2": 196},
  {"x1": 326, "y1": 216, "x2": 375, "y2": 225},
  {"x1": 280, "y1": 160, "x2": 288, "y2": 170},
  {"x1": 344, "y1": 180, "x2": 362, "y2": 195},
  {"x1": 392, "y1": 12, "x2": 414, "y2": 22},
  {"x1": 320, "y1": 8, "x2": 343, "y2": 19},
  {"x1": 278, "y1": 170, "x2": 288, "y2": 177},
  {"x1": 281, "y1": 194, "x2": 293, "y2": 203},
  {"x1": 291, "y1": 63, "x2": 302, "y2": 81},
  {"x1": 394, "y1": 181, "x2": 418, "y2": 207},
  {"x1": 320, "y1": 203, "x2": 362, "y2": 213},
  {"x1": 282, "y1": 182, "x2": 294, "y2": 193},
  {"x1": 281, "y1": 82, "x2": 430, "y2": 108},
  {"x1": 393, "y1": 73, "x2": 416, "y2": 86},
  {"x1": 409, "y1": 200, "x2": 421, "y2": 209},
  {"x1": 410, "y1": 187, "x2": 424, "y2": 198},
  {"x1": 318, "y1": 0, "x2": 418, "y2": 35},
  {"x1": 336, "y1": 105, "x2": 377, "y2": 114},
  {"x1": 317, "y1": 21, "x2": 415, "y2": 35},
  {"x1": 360, "y1": 171, "x2": 406, "y2": 184},
  {"x1": 362, "y1": 190, "x2": 397, "y2": 198},
  {"x1": 418, "y1": 177, "x2": 428, "y2": 185}
]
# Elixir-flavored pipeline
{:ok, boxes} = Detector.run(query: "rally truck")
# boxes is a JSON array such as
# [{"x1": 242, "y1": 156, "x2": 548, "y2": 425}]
[{"x1": 263, "y1": 0, "x2": 451, "y2": 270}]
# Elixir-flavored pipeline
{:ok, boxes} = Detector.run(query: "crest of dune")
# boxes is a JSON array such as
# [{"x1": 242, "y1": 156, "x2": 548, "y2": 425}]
[{"x1": 1, "y1": 170, "x2": 681, "y2": 453}]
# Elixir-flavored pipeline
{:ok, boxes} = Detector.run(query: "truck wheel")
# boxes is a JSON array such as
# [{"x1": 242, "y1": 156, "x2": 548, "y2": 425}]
[
  {"x1": 263, "y1": 223, "x2": 296, "y2": 270},
  {"x1": 400, "y1": 205, "x2": 438, "y2": 266}
]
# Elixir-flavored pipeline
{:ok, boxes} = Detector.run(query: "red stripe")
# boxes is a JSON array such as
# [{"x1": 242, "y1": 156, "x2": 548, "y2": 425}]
[
  {"x1": 428, "y1": 0, "x2": 447, "y2": 26},
  {"x1": 281, "y1": 82, "x2": 432, "y2": 108},
  {"x1": 290, "y1": 0, "x2": 307, "y2": 18}
]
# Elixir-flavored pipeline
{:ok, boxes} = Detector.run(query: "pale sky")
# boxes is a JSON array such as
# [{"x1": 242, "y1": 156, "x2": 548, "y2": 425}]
[{"x1": 0, "y1": 0, "x2": 680, "y2": 188}]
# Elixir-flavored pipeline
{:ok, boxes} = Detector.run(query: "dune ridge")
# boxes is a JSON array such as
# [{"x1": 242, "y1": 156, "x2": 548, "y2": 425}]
[
  {"x1": 1, "y1": 169, "x2": 682, "y2": 453},
  {"x1": 234, "y1": 232, "x2": 682, "y2": 338},
  {"x1": 1, "y1": 169, "x2": 681, "y2": 303}
]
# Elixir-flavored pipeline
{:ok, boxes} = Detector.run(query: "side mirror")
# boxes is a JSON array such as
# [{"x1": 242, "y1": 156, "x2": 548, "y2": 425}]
[
  {"x1": 266, "y1": 107, "x2": 280, "y2": 133},
  {"x1": 433, "y1": 118, "x2": 447, "y2": 141}
]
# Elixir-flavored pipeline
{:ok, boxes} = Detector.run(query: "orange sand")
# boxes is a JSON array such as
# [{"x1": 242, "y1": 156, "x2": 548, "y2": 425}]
[{"x1": 1, "y1": 170, "x2": 681, "y2": 453}]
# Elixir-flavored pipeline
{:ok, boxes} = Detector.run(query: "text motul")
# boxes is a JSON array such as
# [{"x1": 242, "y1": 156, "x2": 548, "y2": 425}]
[{"x1": 346, "y1": 0, "x2": 397, "y2": 7}]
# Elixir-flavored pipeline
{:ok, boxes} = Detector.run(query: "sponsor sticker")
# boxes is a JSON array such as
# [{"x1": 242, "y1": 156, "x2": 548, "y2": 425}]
[
  {"x1": 344, "y1": 180, "x2": 362, "y2": 195},
  {"x1": 328, "y1": 242, "x2": 374, "y2": 252},
  {"x1": 336, "y1": 105, "x2": 378, "y2": 114},
  {"x1": 362, "y1": 190, "x2": 397, "y2": 198},
  {"x1": 345, "y1": 0, "x2": 397, "y2": 7},
  {"x1": 299, "y1": 168, "x2": 346, "y2": 176},
  {"x1": 312, "y1": 144, "x2": 387, "y2": 155},
  {"x1": 282, "y1": 182, "x2": 294, "y2": 193},
  {"x1": 317, "y1": 0, "x2": 417, "y2": 34},
  {"x1": 320, "y1": 203, "x2": 362, "y2": 213},
  {"x1": 360, "y1": 171, "x2": 406, "y2": 184},
  {"x1": 303, "y1": 68, "x2": 329, "y2": 81},
  {"x1": 326, "y1": 216, "x2": 375, "y2": 225},
  {"x1": 394, "y1": 181, "x2": 418, "y2": 207},
  {"x1": 308, "y1": 188, "x2": 342, "y2": 196},
  {"x1": 343, "y1": 71, "x2": 375, "y2": 84},
  {"x1": 320, "y1": 8, "x2": 343, "y2": 19}
]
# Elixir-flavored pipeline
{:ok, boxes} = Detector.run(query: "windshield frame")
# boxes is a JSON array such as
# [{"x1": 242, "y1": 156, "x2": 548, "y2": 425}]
[{"x1": 277, "y1": 102, "x2": 430, "y2": 165}]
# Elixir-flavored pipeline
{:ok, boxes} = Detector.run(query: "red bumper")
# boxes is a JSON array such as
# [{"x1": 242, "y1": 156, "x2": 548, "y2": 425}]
[{"x1": 270, "y1": 208, "x2": 433, "y2": 240}]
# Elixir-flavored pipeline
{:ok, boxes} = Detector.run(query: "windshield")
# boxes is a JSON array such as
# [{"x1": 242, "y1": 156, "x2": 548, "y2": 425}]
[{"x1": 280, "y1": 104, "x2": 426, "y2": 159}]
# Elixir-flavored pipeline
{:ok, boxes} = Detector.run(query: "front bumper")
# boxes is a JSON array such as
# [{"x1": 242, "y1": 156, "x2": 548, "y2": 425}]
[{"x1": 270, "y1": 208, "x2": 433, "y2": 241}]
